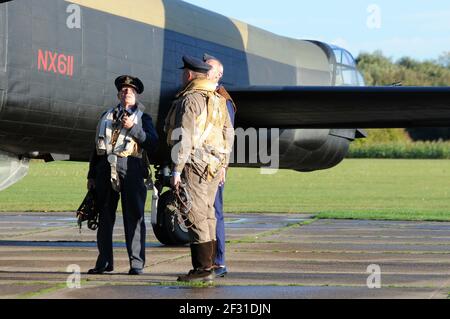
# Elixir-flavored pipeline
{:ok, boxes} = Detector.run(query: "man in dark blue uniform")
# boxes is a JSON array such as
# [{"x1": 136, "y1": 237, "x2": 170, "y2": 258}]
[
  {"x1": 204, "y1": 54, "x2": 236, "y2": 277},
  {"x1": 87, "y1": 75, "x2": 158, "y2": 275}
]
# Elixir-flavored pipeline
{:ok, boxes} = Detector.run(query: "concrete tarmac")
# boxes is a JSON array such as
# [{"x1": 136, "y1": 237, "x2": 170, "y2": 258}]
[{"x1": 0, "y1": 212, "x2": 449, "y2": 299}]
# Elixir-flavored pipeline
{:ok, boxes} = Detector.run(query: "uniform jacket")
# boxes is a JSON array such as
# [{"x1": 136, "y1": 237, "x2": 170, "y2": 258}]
[
  {"x1": 88, "y1": 102, "x2": 159, "y2": 180},
  {"x1": 167, "y1": 80, "x2": 234, "y2": 176}
]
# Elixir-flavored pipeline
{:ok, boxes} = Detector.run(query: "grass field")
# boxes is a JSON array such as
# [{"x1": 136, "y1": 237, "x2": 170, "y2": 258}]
[{"x1": 0, "y1": 159, "x2": 449, "y2": 221}]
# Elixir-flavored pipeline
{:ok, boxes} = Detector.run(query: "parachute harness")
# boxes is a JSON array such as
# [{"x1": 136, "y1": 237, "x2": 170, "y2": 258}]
[
  {"x1": 166, "y1": 183, "x2": 194, "y2": 231},
  {"x1": 76, "y1": 190, "x2": 99, "y2": 233}
]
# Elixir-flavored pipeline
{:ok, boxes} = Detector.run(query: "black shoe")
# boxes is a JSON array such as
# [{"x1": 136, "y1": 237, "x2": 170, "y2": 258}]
[
  {"x1": 177, "y1": 269, "x2": 215, "y2": 283},
  {"x1": 87, "y1": 265, "x2": 114, "y2": 275},
  {"x1": 214, "y1": 265, "x2": 228, "y2": 277},
  {"x1": 128, "y1": 268, "x2": 144, "y2": 275}
]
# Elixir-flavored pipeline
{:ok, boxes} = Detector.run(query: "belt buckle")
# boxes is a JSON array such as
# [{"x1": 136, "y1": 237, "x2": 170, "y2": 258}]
[{"x1": 108, "y1": 154, "x2": 118, "y2": 165}]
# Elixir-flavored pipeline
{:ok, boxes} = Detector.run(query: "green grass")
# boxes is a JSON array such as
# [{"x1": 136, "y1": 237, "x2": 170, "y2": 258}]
[
  {"x1": 226, "y1": 159, "x2": 450, "y2": 221},
  {"x1": 0, "y1": 161, "x2": 89, "y2": 212},
  {"x1": 0, "y1": 159, "x2": 449, "y2": 221}
]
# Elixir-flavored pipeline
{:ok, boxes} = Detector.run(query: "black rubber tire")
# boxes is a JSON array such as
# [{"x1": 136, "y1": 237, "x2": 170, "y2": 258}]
[
  {"x1": 151, "y1": 191, "x2": 190, "y2": 246},
  {"x1": 151, "y1": 221, "x2": 173, "y2": 246}
]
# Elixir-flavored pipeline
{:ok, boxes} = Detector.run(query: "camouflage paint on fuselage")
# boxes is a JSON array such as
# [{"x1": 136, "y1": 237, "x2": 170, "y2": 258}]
[
  {"x1": 0, "y1": 0, "x2": 333, "y2": 163},
  {"x1": 68, "y1": 0, "x2": 331, "y2": 83}
]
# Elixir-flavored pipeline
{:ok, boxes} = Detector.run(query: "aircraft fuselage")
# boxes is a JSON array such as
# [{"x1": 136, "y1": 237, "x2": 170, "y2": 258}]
[{"x1": 0, "y1": 0, "x2": 361, "y2": 171}]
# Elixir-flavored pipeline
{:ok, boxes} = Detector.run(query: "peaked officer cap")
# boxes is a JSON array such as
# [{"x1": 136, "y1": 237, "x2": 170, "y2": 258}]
[
  {"x1": 115, "y1": 75, "x2": 144, "y2": 94},
  {"x1": 203, "y1": 53, "x2": 220, "y2": 62},
  {"x1": 180, "y1": 55, "x2": 212, "y2": 74}
]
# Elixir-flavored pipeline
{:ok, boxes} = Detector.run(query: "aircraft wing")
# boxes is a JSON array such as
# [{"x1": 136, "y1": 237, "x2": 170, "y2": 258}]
[{"x1": 229, "y1": 86, "x2": 450, "y2": 128}]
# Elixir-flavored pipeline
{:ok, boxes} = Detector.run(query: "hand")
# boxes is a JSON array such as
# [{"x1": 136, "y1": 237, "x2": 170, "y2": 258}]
[
  {"x1": 171, "y1": 174, "x2": 181, "y2": 190},
  {"x1": 219, "y1": 167, "x2": 227, "y2": 186},
  {"x1": 87, "y1": 179, "x2": 95, "y2": 190},
  {"x1": 122, "y1": 115, "x2": 134, "y2": 130}
]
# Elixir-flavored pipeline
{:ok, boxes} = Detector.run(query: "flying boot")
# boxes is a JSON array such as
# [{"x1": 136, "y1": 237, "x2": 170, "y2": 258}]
[{"x1": 177, "y1": 241, "x2": 215, "y2": 283}]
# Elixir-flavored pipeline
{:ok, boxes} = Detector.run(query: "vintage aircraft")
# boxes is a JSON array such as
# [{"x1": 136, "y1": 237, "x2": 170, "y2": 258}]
[{"x1": 0, "y1": 0, "x2": 449, "y2": 244}]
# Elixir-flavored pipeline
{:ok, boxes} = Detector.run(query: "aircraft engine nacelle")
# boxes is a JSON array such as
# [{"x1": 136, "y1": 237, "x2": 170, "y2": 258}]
[
  {"x1": 0, "y1": 151, "x2": 29, "y2": 191},
  {"x1": 230, "y1": 128, "x2": 365, "y2": 172},
  {"x1": 279, "y1": 128, "x2": 359, "y2": 172}
]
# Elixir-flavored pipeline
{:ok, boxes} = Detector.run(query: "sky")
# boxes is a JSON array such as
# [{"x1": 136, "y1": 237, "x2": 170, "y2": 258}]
[{"x1": 182, "y1": 0, "x2": 450, "y2": 62}]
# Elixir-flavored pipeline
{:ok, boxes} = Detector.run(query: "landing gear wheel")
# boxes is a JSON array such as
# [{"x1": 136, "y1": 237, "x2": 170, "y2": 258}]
[{"x1": 151, "y1": 191, "x2": 190, "y2": 246}]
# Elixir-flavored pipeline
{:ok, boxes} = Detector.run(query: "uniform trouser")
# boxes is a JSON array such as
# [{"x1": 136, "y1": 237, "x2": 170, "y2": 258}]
[
  {"x1": 213, "y1": 184, "x2": 226, "y2": 266},
  {"x1": 94, "y1": 165, "x2": 147, "y2": 270},
  {"x1": 183, "y1": 164, "x2": 221, "y2": 244}
]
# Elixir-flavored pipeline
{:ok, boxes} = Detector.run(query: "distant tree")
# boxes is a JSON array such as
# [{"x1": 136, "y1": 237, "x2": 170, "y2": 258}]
[
  {"x1": 437, "y1": 51, "x2": 450, "y2": 68},
  {"x1": 356, "y1": 51, "x2": 450, "y2": 86},
  {"x1": 398, "y1": 57, "x2": 420, "y2": 70}
]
